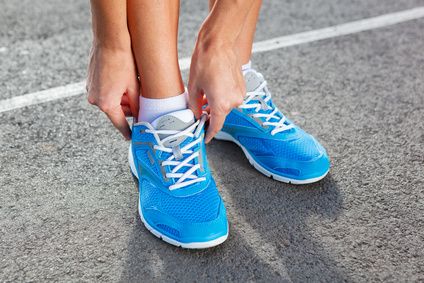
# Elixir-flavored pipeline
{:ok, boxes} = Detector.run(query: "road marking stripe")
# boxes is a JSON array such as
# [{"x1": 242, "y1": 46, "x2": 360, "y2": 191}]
[
  {"x1": 252, "y1": 6, "x2": 424, "y2": 52},
  {"x1": 0, "y1": 82, "x2": 86, "y2": 113},
  {"x1": 1, "y1": 6, "x2": 424, "y2": 114}
]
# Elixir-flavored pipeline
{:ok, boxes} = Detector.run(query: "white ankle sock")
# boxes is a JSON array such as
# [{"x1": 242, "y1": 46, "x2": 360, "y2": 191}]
[
  {"x1": 242, "y1": 61, "x2": 252, "y2": 73},
  {"x1": 138, "y1": 91, "x2": 188, "y2": 123}
]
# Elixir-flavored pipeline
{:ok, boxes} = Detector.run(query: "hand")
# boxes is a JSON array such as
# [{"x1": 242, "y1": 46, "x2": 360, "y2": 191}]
[
  {"x1": 86, "y1": 44, "x2": 139, "y2": 140},
  {"x1": 188, "y1": 43, "x2": 245, "y2": 143}
]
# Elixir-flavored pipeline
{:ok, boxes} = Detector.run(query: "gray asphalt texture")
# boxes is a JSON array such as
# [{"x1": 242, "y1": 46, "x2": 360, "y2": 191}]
[{"x1": 1, "y1": 0, "x2": 424, "y2": 282}]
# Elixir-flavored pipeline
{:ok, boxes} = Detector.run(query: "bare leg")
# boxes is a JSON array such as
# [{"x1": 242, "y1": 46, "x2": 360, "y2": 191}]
[
  {"x1": 209, "y1": 0, "x2": 262, "y2": 65},
  {"x1": 127, "y1": 0, "x2": 184, "y2": 99}
]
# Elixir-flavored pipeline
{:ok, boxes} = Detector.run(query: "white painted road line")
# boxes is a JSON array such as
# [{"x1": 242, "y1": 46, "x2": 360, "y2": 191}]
[
  {"x1": 0, "y1": 81, "x2": 86, "y2": 113},
  {"x1": 252, "y1": 6, "x2": 424, "y2": 52},
  {"x1": 1, "y1": 6, "x2": 424, "y2": 114}
]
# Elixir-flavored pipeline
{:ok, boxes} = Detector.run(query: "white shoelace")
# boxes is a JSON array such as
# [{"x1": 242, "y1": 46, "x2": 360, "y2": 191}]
[
  {"x1": 145, "y1": 115, "x2": 206, "y2": 190},
  {"x1": 239, "y1": 74, "x2": 294, "y2": 135}
]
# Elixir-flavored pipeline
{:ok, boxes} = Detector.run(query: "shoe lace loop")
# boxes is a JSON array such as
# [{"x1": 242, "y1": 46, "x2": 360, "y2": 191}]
[
  {"x1": 239, "y1": 73, "x2": 294, "y2": 135},
  {"x1": 145, "y1": 115, "x2": 207, "y2": 190}
]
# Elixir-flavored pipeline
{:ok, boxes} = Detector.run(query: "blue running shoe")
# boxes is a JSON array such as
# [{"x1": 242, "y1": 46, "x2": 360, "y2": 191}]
[
  {"x1": 129, "y1": 109, "x2": 228, "y2": 248},
  {"x1": 215, "y1": 69, "x2": 330, "y2": 184}
]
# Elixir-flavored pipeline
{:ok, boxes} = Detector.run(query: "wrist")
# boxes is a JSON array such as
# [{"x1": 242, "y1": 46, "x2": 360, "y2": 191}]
[
  {"x1": 197, "y1": 0, "x2": 254, "y2": 49},
  {"x1": 92, "y1": 30, "x2": 131, "y2": 51},
  {"x1": 90, "y1": 0, "x2": 131, "y2": 51},
  {"x1": 196, "y1": 26, "x2": 236, "y2": 54}
]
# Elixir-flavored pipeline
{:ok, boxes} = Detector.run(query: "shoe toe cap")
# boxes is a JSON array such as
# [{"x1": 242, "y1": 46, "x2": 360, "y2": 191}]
[
  {"x1": 140, "y1": 181, "x2": 228, "y2": 244},
  {"x1": 142, "y1": 199, "x2": 228, "y2": 244}
]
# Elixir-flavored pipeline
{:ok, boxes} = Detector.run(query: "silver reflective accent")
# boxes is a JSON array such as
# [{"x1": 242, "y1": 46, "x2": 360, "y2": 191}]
[
  {"x1": 133, "y1": 141, "x2": 151, "y2": 146},
  {"x1": 198, "y1": 146, "x2": 204, "y2": 172},
  {"x1": 249, "y1": 114, "x2": 269, "y2": 129},
  {"x1": 138, "y1": 163, "x2": 143, "y2": 176},
  {"x1": 160, "y1": 163, "x2": 170, "y2": 182},
  {"x1": 172, "y1": 145, "x2": 183, "y2": 161},
  {"x1": 163, "y1": 136, "x2": 185, "y2": 147},
  {"x1": 260, "y1": 99, "x2": 270, "y2": 110},
  {"x1": 147, "y1": 150, "x2": 155, "y2": 165},
  {"x1": 133, "y1": 141, "x2": 156, "y2": 152}
]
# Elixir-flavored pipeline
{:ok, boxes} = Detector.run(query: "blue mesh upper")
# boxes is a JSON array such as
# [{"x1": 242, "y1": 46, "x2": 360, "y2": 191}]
[
  {"x1": 156, "y1": 224, "x2": 180, "y2": 237},
  {"x1": 236, "y1": 136, "x2": 273, "y2": 156},
  {"x1": 224, "y1": 107, "x2": 296, "y2": 135},
  {"x1": 225, "y1": 112, "x2": 256, "y2": 128},
  {"x1": 275, "y1": 167, "x2": 300, "y2": 176},
  {"x1": 138, "y1": 149, "x2": 163, "y2": 177},
  {"x1": 238, "y1": 135, "x2": 320, "y2": 161},
  {"x1": 140, "y1": 180, "x2": 221, "y2": 223}
]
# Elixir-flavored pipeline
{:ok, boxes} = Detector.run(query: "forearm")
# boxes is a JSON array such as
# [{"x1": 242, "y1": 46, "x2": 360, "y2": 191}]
[
  {"x1": 198, "y1": 0, "x2": 256, "y2": 49},
  {"x1": 90, "y1": 0, "x2": 130, "y2": 50}
]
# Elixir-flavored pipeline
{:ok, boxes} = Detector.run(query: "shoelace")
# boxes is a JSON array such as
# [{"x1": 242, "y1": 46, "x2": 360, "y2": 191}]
[
  {"x1": 145, "y1": 115, "x2": 207, "y2": 190},
  {"x1": 239, "y1": 73, "x2": 294, "y2": 135}
]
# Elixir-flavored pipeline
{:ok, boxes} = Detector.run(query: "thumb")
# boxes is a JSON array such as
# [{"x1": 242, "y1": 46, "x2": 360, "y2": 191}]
[
  {"x1": 105, "y1": 106, "x2": 131, "y2": 140},
  {"x1": 188, "y1": 84, "x2": 203, "y2": 119},
  {"x1": 205, "y1": 110, "x2": 226, "y2": 143}
]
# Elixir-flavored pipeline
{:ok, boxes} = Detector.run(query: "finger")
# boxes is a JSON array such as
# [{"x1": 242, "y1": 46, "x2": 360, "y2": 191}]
[
  {"x1": 205, "y1": 111, "x2": 226, "y2": 143},
  {"x1": 202, "y1": 95, "x2": 208, "y2": 106},
  {"x1": 201, "y1": 95, "x2": 209, "y2": 111},
  {"x1": 188, "y1": 84, "x2": 203, "y2": 119},
  {"x1": 188, "y1": 92, "x2": 203, "y2": 119},
  {"x1": 105, "y1": 106, "x2": 131, "y2": 140},
  {"x1": 121, "y1": 105, "x2": 132, "y2": 117},
  {"x1": 127, "y1": 79, "x2": 140, "y2": 118},
  {"x1": 120, "y1": 94, "x2": 129, "y2": 105},
  {"x1": 119, "y1": 95, "x2": 132, "y2": 116}
]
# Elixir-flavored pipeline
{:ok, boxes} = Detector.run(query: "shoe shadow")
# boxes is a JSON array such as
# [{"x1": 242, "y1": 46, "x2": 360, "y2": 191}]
[{"x1": 120, "y1": 140, "x2": 347, "y2": 282}]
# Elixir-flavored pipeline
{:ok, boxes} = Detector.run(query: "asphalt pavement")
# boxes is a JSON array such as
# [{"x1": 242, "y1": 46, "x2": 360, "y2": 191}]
[{"x1": 1, "y1": 0, "x2": 424, "y2": 282}]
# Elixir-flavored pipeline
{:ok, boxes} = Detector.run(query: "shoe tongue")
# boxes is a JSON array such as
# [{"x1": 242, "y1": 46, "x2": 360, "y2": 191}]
[
  {"x1": 244, "y1": 70, "x2": 264, "y2": 92},
  {"x1": 151, "y1": 109, "x2": 195, "y2": 146}
]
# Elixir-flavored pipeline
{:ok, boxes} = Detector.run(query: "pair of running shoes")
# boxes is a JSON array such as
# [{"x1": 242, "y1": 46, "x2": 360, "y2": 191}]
[{"x1": 129, "y1": 68, "x2": 330, "y2": 248}]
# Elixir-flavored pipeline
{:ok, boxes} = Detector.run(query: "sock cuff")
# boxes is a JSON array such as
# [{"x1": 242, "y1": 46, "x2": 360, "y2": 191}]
[
  {"x1": 139, "y1": 91, "x2": 187, "y2": 111},
  {"x1": 242, "y1": 60, "x2": 252, "y2": 71},
  {"x1": 138, "y1": 90, "x2": 188, "y2": 123}
]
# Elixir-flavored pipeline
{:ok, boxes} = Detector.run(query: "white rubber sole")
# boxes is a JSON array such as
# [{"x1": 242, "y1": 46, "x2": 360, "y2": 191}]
[
  {"x1": 214, "y1": 131, "x2": 329, "y2": 185},
  {"x1": 128, "y1": 144, "x2": 228, "y2": 249}
]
